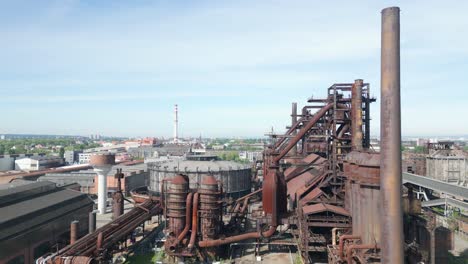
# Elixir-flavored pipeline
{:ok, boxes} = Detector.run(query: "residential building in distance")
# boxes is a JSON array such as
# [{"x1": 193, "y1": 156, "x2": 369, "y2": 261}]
[
  {"x1": 239, "y1": 151, "x2": 262, "y2": 162},
  {"x1": 64, "y1": 150, "x2": 82, "y2": 165}
]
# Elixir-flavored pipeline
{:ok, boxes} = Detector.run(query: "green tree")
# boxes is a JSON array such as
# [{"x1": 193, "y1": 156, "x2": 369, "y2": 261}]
[
  {"x1": 413, "y1": 146, "x2": 427, "y2": 153},
  {"x1": 59, "y1": 147, "x2": 65, "y2": 158}
]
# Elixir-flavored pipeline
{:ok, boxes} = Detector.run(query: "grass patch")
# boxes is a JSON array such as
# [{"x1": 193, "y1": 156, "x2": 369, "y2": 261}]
[{"x1": 125, "y1": 253, "x2": 156, "y2": 264}]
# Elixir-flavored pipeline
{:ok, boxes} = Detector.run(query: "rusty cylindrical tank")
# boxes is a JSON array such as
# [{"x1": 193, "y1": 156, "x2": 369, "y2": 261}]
[
  {"x1": 167, "y1": 174, "x2": 189, "y2": 238},
  {"x1": 199, "y1": 175, "x2": 221, "y2": 241},
  {"x1": 380, "y1": 6, "x2": 404, "y2": 264},
  {"x1": 344, "y1": 152, "x2": 381, "y2": 246}
]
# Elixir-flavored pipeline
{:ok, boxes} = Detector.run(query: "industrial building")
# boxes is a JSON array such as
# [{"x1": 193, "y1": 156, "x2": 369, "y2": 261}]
[
  {"x1": 38, "y1": 162, "x2": 148, "y2": 195},
  {"x1": 402, "y1": 141, "x2": 468, "y2": 187},
  {"x1": 64, "y1": 150, "x2": 82, "y2": 165},
  {"x1": 0, "y1": 154, "x2": 47, "y2": 171},
  {"x1": 14, "y1": 156, "x2": 64, "y2": 171},
  {"x1": 0, "y1": 181, "x2": 94, "y2": 264},
  {"x1": 426, "y1": 143, "x2": 468, "y2": 187}
]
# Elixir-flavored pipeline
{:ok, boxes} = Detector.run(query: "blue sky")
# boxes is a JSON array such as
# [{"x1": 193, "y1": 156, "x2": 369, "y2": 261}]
[{"x1": 1, "y1": 1, "x2": 467, "y2": 138}]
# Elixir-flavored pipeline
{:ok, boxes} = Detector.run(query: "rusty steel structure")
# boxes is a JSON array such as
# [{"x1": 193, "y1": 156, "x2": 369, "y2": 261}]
[
  {"x1": 35, "y1": 6, "x2": 414, "y2": 264},
  {"x1": 37, "y1": 198, "x2": 162, "y2": 263}
]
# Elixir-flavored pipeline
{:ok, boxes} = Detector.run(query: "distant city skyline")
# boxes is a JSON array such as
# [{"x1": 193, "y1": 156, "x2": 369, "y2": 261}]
[{"x1": 1, "y1": 1, "x2": 467, "y2": 137}]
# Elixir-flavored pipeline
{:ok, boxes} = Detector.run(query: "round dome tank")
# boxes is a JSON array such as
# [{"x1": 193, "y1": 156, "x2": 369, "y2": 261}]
[{"x1": 147, "y1": 157, "x2": 251, "y2": 199}]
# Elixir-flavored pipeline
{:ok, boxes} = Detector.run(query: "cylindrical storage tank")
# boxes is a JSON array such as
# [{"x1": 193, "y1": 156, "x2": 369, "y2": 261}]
[
  {"x1": 166, "y1": 174, "x2": 189, "y2": 238},
  {"x1": 148, "y1": 156, "x2": 251, "y2": 199},
  {"x1": 199, "y1": 175, "x2": 221, "y2": 241}
]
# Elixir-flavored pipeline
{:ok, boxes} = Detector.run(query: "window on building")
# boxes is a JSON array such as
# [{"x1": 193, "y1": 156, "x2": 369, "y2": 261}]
[{"x1": 6, "y1": 255, "x2": 25, "y2": 264}]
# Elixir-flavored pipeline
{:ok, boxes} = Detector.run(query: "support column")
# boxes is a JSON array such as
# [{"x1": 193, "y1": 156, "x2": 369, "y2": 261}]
[{"x1": 97, "y1": 169, "x2": 108, "y2": 214}]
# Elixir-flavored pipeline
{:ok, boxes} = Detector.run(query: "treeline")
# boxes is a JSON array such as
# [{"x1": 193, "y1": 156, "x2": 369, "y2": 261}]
[{"x1": 0, "y1": 138, "x2": 100, "y2": 155}]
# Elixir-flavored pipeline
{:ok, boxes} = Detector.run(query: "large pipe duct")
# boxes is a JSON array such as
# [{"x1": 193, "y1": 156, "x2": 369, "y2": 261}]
[
  {"x1": 188, "y1": 193, "x2": 199, "y2": 249},
  {"x1": 173, "y1": 192, "x2": 193, "y2": 247},
  {"x1": 198, "y1": 176, "x2": 278, "y2": 248},
  {"x1": 380, "y1": 6, "x2": 404, "y2": 264}
]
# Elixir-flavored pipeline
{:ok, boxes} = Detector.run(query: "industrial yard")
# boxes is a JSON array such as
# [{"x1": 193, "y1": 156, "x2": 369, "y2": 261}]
[{"x1": 1, "y1": 2, "x2": 468, "y2": 264}]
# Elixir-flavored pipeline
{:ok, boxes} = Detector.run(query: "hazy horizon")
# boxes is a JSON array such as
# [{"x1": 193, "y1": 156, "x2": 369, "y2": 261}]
[{"x1": 1, "y1": 1, "x2": 467, "y2": 137}]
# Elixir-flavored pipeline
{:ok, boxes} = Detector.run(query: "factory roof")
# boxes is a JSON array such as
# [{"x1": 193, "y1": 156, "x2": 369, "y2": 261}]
[
  {"x1": 16, "y1": 155, "x2": 63, "y2": 161},
  {"x1": 148, "y1": 159, "x2": 250, "y2": 171},
  {"x1": 302, "y1": 203, "x2": 350, "y2": 216},
  {"x1": 0, "y1": 181, "x2": 93, "y2": 241}
]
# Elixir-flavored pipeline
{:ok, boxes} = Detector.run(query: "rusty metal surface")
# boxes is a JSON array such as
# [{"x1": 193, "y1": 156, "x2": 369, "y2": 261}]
[
  {"x1": 89, "y1": 154, "x2": 115, "y2": 166},
  {"x1": 112, "y1": 169, "x2": 124, "y2": 219},
  {"x1": 287, "y1": 171, "x2": 315, "y2": 198},
  {"x1": 351, "y1": 79, "x2": 364, "y2": 151},
  {"x1": 299, "y1": 187, "x2": 324, "y2": 205},
  {"x1": 166, "y1": 175, "x2": 189, "y2": 238},
  {"x1": 47, "y1": 199, "x2": 162, "y2": 262},
  {"x1": 188, "y1": 192, "x2": 199, "y2": 249},
  {"x1": 302, "y1": 203, "x2": 350, "y2": 217},
  {"x1": 380, "y1": 6, "x2": 404, "y2": 264}
]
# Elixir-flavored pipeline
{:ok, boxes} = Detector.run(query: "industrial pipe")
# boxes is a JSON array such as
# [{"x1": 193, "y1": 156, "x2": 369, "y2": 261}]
[
  {"x1": 188, "y1": 193, "x2": 199, "y2": 249},
  {"x1": 338, "y1": 235, "x2": 361, "y2": 260},
  {"x1": 274, "y1": 103, "x2": 334, "y2": 164},
  {"x1": 232, "y1": 201, "x2": 241, "y2": 214},
  {"x1": 240, "y1": 197, "x2": 250, "y2": 214},
  {"x1": 97, "y1": 232, "x2": 103, "y2": 250},
  {"x1": 88, "y1": 211, "x2": 96, "y2": 234},
  {"x1": 70, "y1": 220, "x2": 79, "y2": 245},
  {"x1": 346, "y1": 244, "x2": 380, "y2": 264},
  {"x1": 331, "y1": 228, "x2": 349, "y2": 246},
  {"x1": 198, "y1": 179, "x2": 278, "y2": 248},
  {"x1": 173, "y1": 192, "x2": 193, "y2": 247},
  {"x1": 380, "y1": 6, "x2": 404, "y2": 264}
]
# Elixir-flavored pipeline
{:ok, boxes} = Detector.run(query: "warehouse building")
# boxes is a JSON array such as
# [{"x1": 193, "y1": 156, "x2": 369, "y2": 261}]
[
  {"x1": 38, "y1": 162, "x2": 148, "y2": 196},
  {"x1": 0, "y1": 181, "x2": 94, "y2": 264},
  {"x1": 14, "y1": 156, "x2": 64, "y2": 171}
]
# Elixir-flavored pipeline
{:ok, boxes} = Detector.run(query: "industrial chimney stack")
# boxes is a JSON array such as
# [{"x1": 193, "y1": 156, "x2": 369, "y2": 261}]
[{"x1": 174, "y1": 104, "x2": 179, "y2": 144}]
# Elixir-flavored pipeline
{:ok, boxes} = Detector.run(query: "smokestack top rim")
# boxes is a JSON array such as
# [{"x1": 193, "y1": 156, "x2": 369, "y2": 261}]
[{"x1": 381, "y1": 6, "x2": 400, "y2": 14}]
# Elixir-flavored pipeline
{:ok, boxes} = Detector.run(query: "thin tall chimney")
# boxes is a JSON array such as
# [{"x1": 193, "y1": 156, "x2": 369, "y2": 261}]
[
  {"x1": 174, "y1": 104, "x2": 179, "y2": 144},
  {"x1": 380, "y1": 6, "x2": 404, "y2": 264},
  {"x1": 291, "y1": 102, "x2": 298, "y2": 155},
  {"x1": 351, "y1": 79, "x2": 364, "y2": 151}
]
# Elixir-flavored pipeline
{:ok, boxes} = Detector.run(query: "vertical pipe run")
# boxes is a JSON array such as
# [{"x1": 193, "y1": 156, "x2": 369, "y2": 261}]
[
  {"x1": 89, "y1": 211, "x2": 96, "y2": 233},
  {"x1": 380, "y1": 6, "x2": 404, "y2": 264},
  {"x1": 70, "y1": 220, "x2": 79, "y2": 245},
  {"x1": 97, "y1": 172, "x2": 107, "y2": 214},
  {"x1": 291, "y1": 102, "x2": 298, "y2": 155},
  {"x1": 352, "y1": 79, "x2": 364, "y2": 151}
]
